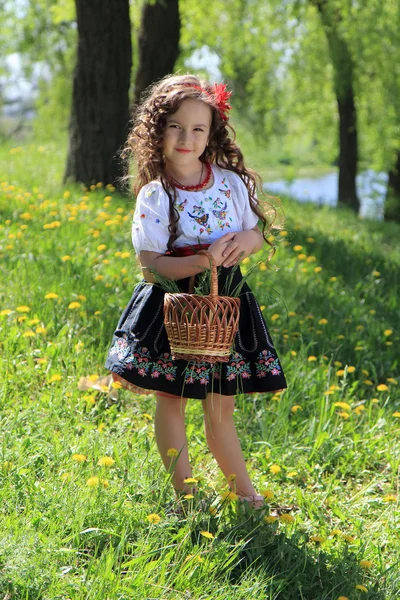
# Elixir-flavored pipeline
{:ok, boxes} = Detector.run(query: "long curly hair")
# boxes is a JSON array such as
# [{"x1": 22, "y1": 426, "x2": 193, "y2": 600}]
[{"x1": 121, "y1": 73, "x2": 282, "y2": 256}]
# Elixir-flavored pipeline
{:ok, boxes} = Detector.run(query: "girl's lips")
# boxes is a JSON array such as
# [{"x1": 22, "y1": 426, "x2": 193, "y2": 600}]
[{"x1": 176, "y1": 148, "x2": 192, "y2": 153}]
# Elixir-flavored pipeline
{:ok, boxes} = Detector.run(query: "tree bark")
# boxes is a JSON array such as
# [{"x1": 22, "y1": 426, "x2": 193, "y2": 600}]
[
  {"x1": 133, "y1": 0, "x2": 180, "y2": 105},
  {"x1": 384, "y1": 150, "x2": 400, "y2": 222},
  {"x1": 311, "y1": 0, "x2": 360, "y2": 212},
  {"x1": 64, "y1": 0, "x2": 132, "y2": 189}
]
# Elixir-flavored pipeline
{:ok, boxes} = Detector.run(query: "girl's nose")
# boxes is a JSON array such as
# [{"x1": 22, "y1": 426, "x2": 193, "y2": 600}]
[{"x1": 179, "y1": 129, "x2": 191, "y2": 143}]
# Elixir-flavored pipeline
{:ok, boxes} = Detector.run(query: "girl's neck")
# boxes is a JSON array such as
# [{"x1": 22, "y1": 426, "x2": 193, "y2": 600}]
[{"x1": 165, "y1": 160, "x2": 204, "y2": 186}]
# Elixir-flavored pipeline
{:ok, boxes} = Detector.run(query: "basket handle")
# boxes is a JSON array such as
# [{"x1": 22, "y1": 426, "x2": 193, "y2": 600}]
[{"x1": 188, "y1": 249, "x2": 218, "y2": 296}]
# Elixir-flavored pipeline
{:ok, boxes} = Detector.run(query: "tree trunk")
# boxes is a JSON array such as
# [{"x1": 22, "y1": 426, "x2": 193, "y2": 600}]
[
  {"x1": 64, "y1": 0, "x2": 132, "y2": 189},
  {"x1": 384, "y1": 150, "x2": 400, "y2": 222},
  {"x1": 133, "y1": 0, "x2": 180, "y2": 104},
  {"x1": 311, "y1": 0, "x2": 360, "y2": 212}
]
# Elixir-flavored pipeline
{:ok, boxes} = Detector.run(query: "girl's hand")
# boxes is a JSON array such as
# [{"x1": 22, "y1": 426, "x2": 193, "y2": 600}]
[
  {"x1": 207, "y1": 232, "x2": 237, "y2": 266},
  {"x1": 221, "y1": 229, "x2": 262, "y2": 267}
]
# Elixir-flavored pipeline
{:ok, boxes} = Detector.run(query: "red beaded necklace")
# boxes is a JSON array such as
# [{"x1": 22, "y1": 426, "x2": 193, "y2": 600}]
[{"x1": 168, "y1": 162, "x2": 212, "y2": 192}]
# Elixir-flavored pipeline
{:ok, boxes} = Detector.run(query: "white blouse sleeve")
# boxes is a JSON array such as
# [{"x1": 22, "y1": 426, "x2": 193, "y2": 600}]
[
  {"x1": 227, "y1": 171, "x2": 259, "y2": 230},
  {"x1": 131, "y1": 183, "x2": 170, "y2": 254}
]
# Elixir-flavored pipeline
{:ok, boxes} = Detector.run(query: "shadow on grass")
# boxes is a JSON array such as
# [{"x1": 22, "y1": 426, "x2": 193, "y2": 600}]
[{"x1": 190, "y1": 512, "x2": 385, "y2": 600}]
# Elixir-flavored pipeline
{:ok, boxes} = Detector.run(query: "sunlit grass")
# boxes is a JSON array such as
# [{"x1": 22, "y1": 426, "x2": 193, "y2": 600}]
[{"x1": 0, "y1": 140, "x2": 399, "y2": 599}]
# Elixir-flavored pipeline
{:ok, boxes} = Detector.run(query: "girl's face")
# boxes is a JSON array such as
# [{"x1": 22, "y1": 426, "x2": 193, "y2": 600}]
[{"x1": 163, "y1": 99, "x2": 212, "y2": 172}]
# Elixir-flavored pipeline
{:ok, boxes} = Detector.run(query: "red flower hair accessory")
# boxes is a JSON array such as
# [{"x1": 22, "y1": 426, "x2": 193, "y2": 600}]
[
  {"x1": 182, "y1": 82, "x2": 232, "y2": 121},
  {"x1": 212, "y1": 83, "x2": 232, "y2": 121}
]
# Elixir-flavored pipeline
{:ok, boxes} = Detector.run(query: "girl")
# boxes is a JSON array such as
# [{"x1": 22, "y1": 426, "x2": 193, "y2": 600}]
[{"x1": 105, "y1": 74, "x2": 287, "y2": 511}]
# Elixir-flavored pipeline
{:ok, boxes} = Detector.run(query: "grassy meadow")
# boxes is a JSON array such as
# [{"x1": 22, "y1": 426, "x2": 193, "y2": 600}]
[{"x1": 0, "y1": 140, "x2": 399, "y2": 599}]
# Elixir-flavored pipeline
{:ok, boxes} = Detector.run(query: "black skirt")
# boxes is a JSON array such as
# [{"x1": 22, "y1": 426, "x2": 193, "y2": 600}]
[{"x1": 105, "y1": 266, "x2": 287, "y2": 400}]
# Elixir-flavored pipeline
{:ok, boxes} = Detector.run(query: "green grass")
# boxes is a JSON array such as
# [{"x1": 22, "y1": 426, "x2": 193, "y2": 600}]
[{"x1": 0, "y1": 139, "x2": 399, "y2": 599}]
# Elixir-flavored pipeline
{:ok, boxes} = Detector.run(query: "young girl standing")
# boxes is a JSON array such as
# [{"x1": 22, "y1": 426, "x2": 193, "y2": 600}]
[{"x1": 105, "y1": 74, "x2": 287, "y2": 510}]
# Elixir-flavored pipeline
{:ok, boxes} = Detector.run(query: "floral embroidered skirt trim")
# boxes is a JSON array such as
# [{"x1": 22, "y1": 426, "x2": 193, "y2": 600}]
[{"x1": 105, "y1": 266, "x2": 287, "y2": 400}]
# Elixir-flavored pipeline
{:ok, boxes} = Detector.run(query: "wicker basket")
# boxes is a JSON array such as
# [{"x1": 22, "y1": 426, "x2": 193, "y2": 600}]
[{"x1": 163, "y1": 250, "x2": 240, "y2": 363}]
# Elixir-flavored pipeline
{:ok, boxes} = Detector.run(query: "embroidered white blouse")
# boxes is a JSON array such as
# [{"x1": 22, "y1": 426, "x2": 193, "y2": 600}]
[{"x1": 131, "y1": 164, "x2": 259, "y2": 254}]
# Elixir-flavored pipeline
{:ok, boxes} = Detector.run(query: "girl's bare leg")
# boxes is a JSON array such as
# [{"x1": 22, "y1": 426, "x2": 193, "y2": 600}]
[
  {"x1": 202, "y1": 393, "x2": 259, "y2": 499},
  {"x1": 154, "y1": 392, "x2": 194, "y2": 494}
]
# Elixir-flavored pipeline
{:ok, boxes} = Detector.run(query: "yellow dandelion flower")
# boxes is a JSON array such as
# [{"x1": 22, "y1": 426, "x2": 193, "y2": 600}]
[
  {"x1": 338, "y1": 596, "x2": 349, "y2": 600},
  {"x1": 343, "y1": 535, "x2": 355, "y2": 542},
  {"x1": 264, "y1": 515, "x2": 279, "y2": 524},
  {"x1": 383, "y1": 494, "x2": 397, "y2": 502},
  {"x1": 364, "y1": 380, "x2": 373, "y2": 385},
  {"x1": 98, "y1": 423, "x2": 105, "y2": 432},
  {"x1": 200, "y1": 530, "x2": 214, "y2": 539},
  {"x1": 310, "y1": 535, "x2": 326, "y2": 543},
  {"x1": 63, "y1": 191, "x2": 70, "y2": 198},
  {"x1": 221, "y1": 491, "x2": 238, "y2": 502},
  {"x1": 23, "y1": 330, "x2": 35, "y2": 338},
  {"x1": 101, "y1": 479, "x2": 109, "y2": 488},
  {"x1": 97, "y1": 456, "x2": 115, "y2": 467},
  {"x1": 260, "y1": 305, "x2": 265, "y2": 311},
  {"x1": 279, "y1": 231, "x2": 288, "y2": 237},
  {"x1": 297, "y1": 253, "x2": 307, "y2": 260},
  {"x1": 290, "y1": 350, "x2": 297, "y2": 356},
  {"x1": 184, "y1": 494, "x2": 194, "y2": 499},
  {"x1": 48, "y1": 374, "x2": 62, "y2": 383},
  {"x1": 44, "y1": 292, "x2": 59, "y2": 299},
  {"x1": 392, "y1": 412, "x2": 400, "y2": 418},
  {"x1": 384, "y1": 329, "x2": 393, "y2": 337},
  {"x1": 334, "y1": 402, "x2": 351, "y2": 410},
  {"x1": 387, "y1": 378, "x2": 398, "y2": 384},
  {"x1": 372, "y1": 271, "x2": 380, "y2": 277},
  {"x1": 61, "y1": 255, "x2": 71, "y2": 262},
  {"x1": 68, "y1": 301, "x2": 81, "y2": 309},
  {"x1": 270, "y1": 464, "x2": 281, "y2": 474},
  {"x1": 347, "y1": 366, "x2": 355, "y2": 373},
  {"x1": 308, "y1": 356, "x2": 317, "y2": 362},
  {"x1": 336, "y1": 369, "x2": 345, "y2": 376},
  {"x1": 86, "y1": 476, "x2": 100, "y2": 487},
  {"x1": 325, "y1": 390, "x2": 334, "y2": 396},
  {"x1": 291, "y1": 404, "x2": 302, "y2": 413},
  {"x1": 337, "y1": 411, "x2": 350, "y2": 419},
  {"x1": 359, "y1": 560, "x2": 373, "y2": 569},
  {"x1": 259, "y1": 263, "x2": 267, "y2": 271},
  {"x1": 329, "y1": 276, "x2": 337, "y2": 282},
  {"x1": 0, "y1": 309, "x2": 13, "y2": 316},
  {"x1": 16, "y1": 305, "x2": 30, "y2": 313},
  {"x1": 377, "y1": 384, "x2": 389, "y2": 392},
  {"x1": 355, "y1": 584, "x2": 368, "y2": 592},
  {"x1": 271, "y1": 314, "x2": 280, "y2": 321},
  {"x1": 306, "y1": 237, "x2": 315, "y2": 243},
  {"x1": 262, "y1": 489, "x2": 274, "y2": 499},
  {"x1": 167, "y1": 448, "x2": 178, "y2": 457},
  {"x1": 287, "y1": 471, "x2": 298, "y2": 477},
  {"x1": 72, "y1": 453, "x2": 87, "y2": 463},
  {"x1": 314, "y1": 266, "x2": 322, "y2": 273},
  {"x1": 318, "y1": 318, "x2": 328, "y2": 325},
  {"x1": 354, "y1": 405, "x2": 365, "y2": 415},
  {"x1": 183, "y1": 477, "x2": 198, "y2": 484},
  {"x1": 280, "y1": 514, "x2": 295, "y2": 523},
  {"x1": 293, "y1": 245, "x2": 303, "y2": 251},
  {"x1": 331, "y1": 529, "x2": 342, "y2": 536},
  {"x1": 143, "y1": 413, "x2": 152, "y2": 420}
]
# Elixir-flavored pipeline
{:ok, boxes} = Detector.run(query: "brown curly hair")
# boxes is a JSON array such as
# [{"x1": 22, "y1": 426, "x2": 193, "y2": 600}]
[{"x1": 121, "y1": 73, "x2": 281, "y2": 256}]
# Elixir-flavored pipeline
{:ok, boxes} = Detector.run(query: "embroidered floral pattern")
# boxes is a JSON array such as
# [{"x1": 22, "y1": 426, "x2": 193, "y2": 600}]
[
  {"x1": 109, "y1": 337, "x2": 283, "y2": 387},
  {"x1": 151, "y1": 352, "x2": 176, "y2": 381},
  {"x1": 256, "y1": 349, "x2": 282, "y2": 378},
  {"x1": 226, "y1": 352, "x2": 252, "y2": 381}
]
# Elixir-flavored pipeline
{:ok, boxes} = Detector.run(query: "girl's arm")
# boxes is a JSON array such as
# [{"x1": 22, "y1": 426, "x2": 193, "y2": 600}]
[
  {"x1": 138, "y1": 232, "x2": 236, "y2": 281},
  {"x1": 221, "y1": 226, "x2": 264, "y2": 268}
]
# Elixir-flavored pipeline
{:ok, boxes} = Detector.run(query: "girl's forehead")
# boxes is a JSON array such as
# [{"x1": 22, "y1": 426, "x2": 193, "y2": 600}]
[{"x1": 167, "y1": 98, "x2": 212, "y2": 124}]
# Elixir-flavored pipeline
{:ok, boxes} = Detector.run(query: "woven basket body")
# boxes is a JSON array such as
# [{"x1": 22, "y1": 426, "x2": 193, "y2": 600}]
[{"x1": 163, "y1": 250, "x2": 240, "y2": 363}]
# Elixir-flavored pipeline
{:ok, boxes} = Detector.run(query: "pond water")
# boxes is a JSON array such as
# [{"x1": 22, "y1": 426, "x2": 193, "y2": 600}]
[{"x1": 264, "y1": 170, "x2": 388, "y2": 220}]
